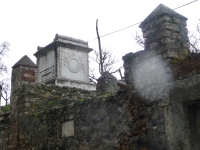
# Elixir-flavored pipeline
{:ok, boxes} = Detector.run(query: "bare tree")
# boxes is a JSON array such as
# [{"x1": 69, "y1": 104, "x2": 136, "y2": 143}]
[
  {"x1": 131, "y1": 31, "x2": 145, "y2": 49},
  {"x1": 197, "y1": 19, "x2": 200, "y2": 34},
  {"x1": 89, "y1": 66, "x2": 98, "y2": 84},
  {"x1": 189, "y1": 31, "x2": 200, "y2": 53},
  {"x1": 188, "y1": 19, "x2": 200, "y2": 53},
  {"x1": 0, "y1": 42, "x2": 10, "y2": 106},
  {"x1": 0, "y1": 78, "x2": 10, "y2": 105},
  {"x1": 89, "y1": 47, "x2": 122, "y2": 83},
  {"x1": 0, "y1": 42, "x2": 9, "y2": 74},
  {"x1": 90, "y1": 19, "x2": 123, "y2": 84},
  {"x1": 93, "y1": 47, "x2": 119, "y2": 73}
]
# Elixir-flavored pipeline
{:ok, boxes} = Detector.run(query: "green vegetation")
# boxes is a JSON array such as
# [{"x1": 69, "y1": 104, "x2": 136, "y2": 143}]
[
  {"x1": 2, "y1": 104, "x2": 10, "y2": 112},
  {"x1": 33, "y1": 112, "x2": 38, "y2": 117},
  {"x1": 79, "y1": 99, "x2": 84, "y2": 104},
  {"x1": 171, "y1": 58, "x2": 183, "y2": 64},
  {"x1": 169, "y1": 17, "x2": 175, "y2": 24}
]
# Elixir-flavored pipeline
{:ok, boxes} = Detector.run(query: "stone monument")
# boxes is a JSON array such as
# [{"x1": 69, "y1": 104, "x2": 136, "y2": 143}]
[{"x1": 34, "y1": 34, "x2": 95, "y2": 90}]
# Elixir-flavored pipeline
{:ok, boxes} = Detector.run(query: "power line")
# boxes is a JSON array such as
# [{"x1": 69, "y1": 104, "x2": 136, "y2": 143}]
[
  {"x1": 173, "y1": 0, "x2": 198, "y2": 10},
  {"x1": 88, "y1": 0, "x2": 198, "y2": 43},
  {"x1": 88, "y1": 22, "x2": 141, "y2": 43}
]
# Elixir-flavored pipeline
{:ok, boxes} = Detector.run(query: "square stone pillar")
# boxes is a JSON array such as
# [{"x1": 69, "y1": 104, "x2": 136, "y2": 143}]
[
  {"x1": 10, "y1": 55, "x2": 37, "y2": 149},
  {"x1": 139, "y1": 4, "x2": 189, "y2": 59}
]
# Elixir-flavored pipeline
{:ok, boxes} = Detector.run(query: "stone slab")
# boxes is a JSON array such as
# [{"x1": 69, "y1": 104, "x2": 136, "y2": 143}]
[{"x1": 62, "y1": 120, "x2": 74, "y2": 137}]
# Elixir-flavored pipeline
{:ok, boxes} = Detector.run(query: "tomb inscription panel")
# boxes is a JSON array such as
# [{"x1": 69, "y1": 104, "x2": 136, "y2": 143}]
[{"x1": 60, "y1": 48, "x2": 89, "y2": 82}]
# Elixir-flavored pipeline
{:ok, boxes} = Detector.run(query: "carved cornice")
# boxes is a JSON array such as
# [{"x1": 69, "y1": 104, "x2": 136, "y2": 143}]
[{"x1": 34, "y1": 41, "x2": 93, "y2": 58}]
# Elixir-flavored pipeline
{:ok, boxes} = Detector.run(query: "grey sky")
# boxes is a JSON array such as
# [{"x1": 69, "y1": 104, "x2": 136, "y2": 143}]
[{"x1": 0, "y1": 0, "x2": 199, "y2": 83}]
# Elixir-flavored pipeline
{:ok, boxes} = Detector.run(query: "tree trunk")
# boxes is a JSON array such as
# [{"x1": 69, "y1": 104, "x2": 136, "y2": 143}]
[{"x1": 96, "y1": 19, "x2": 104, "y2": 74}]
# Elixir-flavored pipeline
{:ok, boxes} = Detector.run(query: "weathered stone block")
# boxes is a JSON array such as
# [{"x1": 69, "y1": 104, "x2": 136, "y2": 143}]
[
  {"x1": 144, "y1": 49, "x2": 157, "y2": 59},
  {"x1": 183, "y1": 42, "x2": 190, "y2": 49},
  {"x1": 184, "y1": 28, "x2": 188, "y2": 34},
  {"x1": 181, "y1": 20, "x2": 187, "y2": 27},
  {"x1": 150, "y1": 42, "x2": 158, "y2": 49},
  {"x1": 162, "y1": 52, "x2": 168, "y2": 59},
  {"x1": 156, "y1": 30, "x2": 172, "y2": 39},
  {"x1": 141, "y1": 24, "x2": 150, "y2": 32},
  {"x1": 158, "y1": 15, "x2": 171, "y2": 23},
  {"x1": 172, "y1": 33, "x2": 182, "y2": 40},
  {"x1": 161, "y1": 37, "x2": 180, "y2": 46},
  {"x1": 173, "y1": 17, "x2": 181, "y2": 24},
  {"x1": 156, "y1": 47, "x2": 168, "y2": 54},
  {"x1": 167, "y1": 50, "x2": 179, "y2": 58},
  {"x1": 161, "y1": 22, "x2": 180, "y2": 31},
  {"x1": 161, "y1": 37, "x2": 171, "y2": 44},
  {"x1": 143, "y1": 30, "x2": 154, "y2": 38}
]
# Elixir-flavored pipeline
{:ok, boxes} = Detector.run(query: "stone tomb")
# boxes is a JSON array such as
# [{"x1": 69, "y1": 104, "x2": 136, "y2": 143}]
[{"x1": 34, "y1": 34, "x2": 96, "y2": 90}]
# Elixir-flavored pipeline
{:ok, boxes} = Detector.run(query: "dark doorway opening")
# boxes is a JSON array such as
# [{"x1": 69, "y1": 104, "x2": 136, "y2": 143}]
[{"x1": 184, "y1": 101, "x2": 200, "y2": 150}]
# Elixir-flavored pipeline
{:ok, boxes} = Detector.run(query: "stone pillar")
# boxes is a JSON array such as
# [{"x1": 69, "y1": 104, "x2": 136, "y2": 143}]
[
  {"x1": 139, "y1": 4, "x2": 189, "y2": 59},
  {"x1": 11, "y1": 55, "x2": 37, "y2": 111},
  {"x1": 9, "y1": 55, "x2": 37, "y2": 150},
  {"x1": 96, "y1": 71, "x2": 118, "y2": 93},
  {"x1": 11, "y1": 55, "x2": 37, "y2": 96}
]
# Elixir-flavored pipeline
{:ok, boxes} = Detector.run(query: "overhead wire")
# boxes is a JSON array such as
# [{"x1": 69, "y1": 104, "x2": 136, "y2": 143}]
[
  {"x1": 173, "y1": 0, "x2": 198, "y2": 10},
  {"x1": 88, "y1": 0, "x2": 198, "y2": 43},
  {"x1": 89, "y1": 22, "x2": 141, "y2": 43}
]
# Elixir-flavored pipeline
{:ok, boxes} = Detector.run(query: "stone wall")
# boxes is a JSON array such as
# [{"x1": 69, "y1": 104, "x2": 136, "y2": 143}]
[
  {"x1": 0, "y1": 112, "x2": 10, "y2": 150},
  {"x1": 123, "y1": 50, "x2": 172, "y2": 106},
  {"x1": 0, "y1": 83, "x2": 167, "y2": 149},
  {"x1": 123, "y1": 53, "x2": 200, "y2": 103}
]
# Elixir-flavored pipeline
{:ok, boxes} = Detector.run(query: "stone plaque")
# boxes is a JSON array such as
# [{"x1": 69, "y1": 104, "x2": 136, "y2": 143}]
[
  {"x1": 21, "y1": 70, "x2": 36, "y2": 82},
  {"x1": 62, "y1": 120, "x2": 74, "y2": 137}
]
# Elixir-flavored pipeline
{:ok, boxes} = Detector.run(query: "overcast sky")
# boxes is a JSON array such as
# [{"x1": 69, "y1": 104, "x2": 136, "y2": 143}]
[{"x1": 0, "y1": 0, "x2": 199, "y2": 83}]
